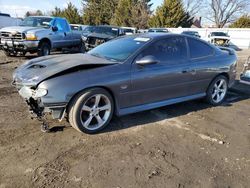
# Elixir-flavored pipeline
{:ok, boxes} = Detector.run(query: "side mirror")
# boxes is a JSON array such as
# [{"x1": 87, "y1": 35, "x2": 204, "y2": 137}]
[
  {"x1": 136, "y1": 55, "x2": 159, "y2": 66},
  {"x1": 208, "y1": 34, "x2": 211, "y2": 38},
  {"x1": 52, "y1": 26, "x2": 58, "y2": 32}
]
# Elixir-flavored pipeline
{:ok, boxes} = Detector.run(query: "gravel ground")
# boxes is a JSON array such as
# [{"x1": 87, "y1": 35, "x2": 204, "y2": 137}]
[{"x1": 0, "y1": 50, "x2": 250, "y2": 188}]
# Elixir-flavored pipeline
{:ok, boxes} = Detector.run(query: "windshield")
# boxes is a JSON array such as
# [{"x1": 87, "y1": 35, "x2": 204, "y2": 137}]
[
  {"x1": 211, "y1": 32, "x2": 228, "y2": 36},
  {"x1": 85, "y1": 26, "x2": 119, "y2": 37},
  {"x1": 124, "y1": 29, "x2": 133, "y2": 33},
  {"x1": 82, "y1": 26, "x2": 94, "y2": 34},
  {"x1": 88, "y1": 36, "x2": 151, "y2": 61},
  {"x1": 20, "y1": 17, "x2": 53, "y2": 27}
]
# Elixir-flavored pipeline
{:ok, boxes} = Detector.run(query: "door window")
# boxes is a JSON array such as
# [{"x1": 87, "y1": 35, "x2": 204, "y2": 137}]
[
  {"x1": 54, "y1": 19, "x2": 64, "y2": 32},
  {"x1": 61, "y1": 19, "x2": 70, "y2": 32},
  {"x1": 140, "y1": 37, "x2": 188, "y2": 64}
]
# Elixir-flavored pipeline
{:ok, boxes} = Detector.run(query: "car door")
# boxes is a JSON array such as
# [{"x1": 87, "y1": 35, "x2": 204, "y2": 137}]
[
  {"x1": 130, "y1": 36, "x2": 194, "y2": 107},
  {"x1": 61, "y1": 19, "x2": 75, "y2": 47},
  {"x1": 186, "y1": 37, "x2": 216, "y2": 95},
  {"x1": 53, "y1": 18, "x2": 70, "y2": 48}
]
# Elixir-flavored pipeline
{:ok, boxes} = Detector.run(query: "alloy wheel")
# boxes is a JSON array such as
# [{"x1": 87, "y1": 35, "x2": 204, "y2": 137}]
[
  {"x1": 80, "y1": 94, "x2": 111, "y2": 131},
  {"x1": 211, "y1": 79, "x2": 227, "y2": 103}
]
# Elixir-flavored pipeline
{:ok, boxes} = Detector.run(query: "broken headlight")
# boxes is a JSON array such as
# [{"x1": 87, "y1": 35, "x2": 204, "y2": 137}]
[
  {"x1": 19, "y1": 87, "x2": 47, "y2": 99},
  {"x1": 33, "y1": 88, "x2": 48, "y2": 98}
]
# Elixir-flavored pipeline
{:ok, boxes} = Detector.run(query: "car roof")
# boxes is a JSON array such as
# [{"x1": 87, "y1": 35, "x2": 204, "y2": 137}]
[
  {"x1": 183, "y1": 31, "x2": 198, "y2": 33},
  {"x1": 136, "y1": 33, "x2": 183, "y2": 39},
  {"x1": 134, "y1": 33, "x2": 217, "y2": 48},
  {"x1": 95, "y1": 25, "x2": 120, "y2": 28},
  {"x1": 28, "y1": 16, "x2": 53, "y2": 19}
]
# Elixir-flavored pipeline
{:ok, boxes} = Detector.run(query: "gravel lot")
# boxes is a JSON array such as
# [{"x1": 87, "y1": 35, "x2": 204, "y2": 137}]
[{"x1": 0, "y1": 50, "x2": 250, "y2": 188}]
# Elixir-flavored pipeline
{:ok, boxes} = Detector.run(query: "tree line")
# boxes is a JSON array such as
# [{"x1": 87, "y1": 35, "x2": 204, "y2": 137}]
[{"x1": 25, "y1": 0, "x2": 250, "y2": 28}]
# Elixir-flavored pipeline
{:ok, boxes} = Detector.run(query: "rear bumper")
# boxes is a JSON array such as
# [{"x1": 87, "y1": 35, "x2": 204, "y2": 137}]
[{"x1": 0, "y1": 39, "x2": 39, "y2": 52}]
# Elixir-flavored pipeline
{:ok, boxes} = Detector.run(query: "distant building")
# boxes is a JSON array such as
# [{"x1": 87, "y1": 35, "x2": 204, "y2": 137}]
[{"x1": 191, "y1": 17, "x2": 202, "y2": 28}]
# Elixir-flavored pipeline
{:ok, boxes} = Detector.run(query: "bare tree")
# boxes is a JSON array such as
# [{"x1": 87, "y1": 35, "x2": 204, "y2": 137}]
[
  {"x1": 206, "y1": 0, "x2": 249, "y2": 27},
  {"x1": 184, "y1": 0, "x2": 205, "y2": 16}
]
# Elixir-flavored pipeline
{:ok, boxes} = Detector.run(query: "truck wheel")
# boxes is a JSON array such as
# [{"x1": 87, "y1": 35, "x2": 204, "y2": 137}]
[
  {"x1": 68, "y1": 88, "x2": 114, "y2": 134},
  {"x1": 38, "y1": 42, "x2": 51, "y2": 56},
  {"x1": 78, "y1": 42, "x2": 86, "y2": 53}
]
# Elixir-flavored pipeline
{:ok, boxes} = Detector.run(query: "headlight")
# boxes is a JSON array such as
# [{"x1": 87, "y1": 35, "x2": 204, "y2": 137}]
[
  {"x1": 82, "y1": 36, "x2": 87, "y2": 41},
  {"x1": 26, "y1": 33, "x2": 37, "y2": 40},
  {"x1": 32, "y1": 88, "x2": 47, "y2": 98}
]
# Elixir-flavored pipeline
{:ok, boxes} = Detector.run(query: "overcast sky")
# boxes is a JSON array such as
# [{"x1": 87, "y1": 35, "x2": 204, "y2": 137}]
[{"x1": 0, "y1": 0, "x2": 162, "y2": 17}]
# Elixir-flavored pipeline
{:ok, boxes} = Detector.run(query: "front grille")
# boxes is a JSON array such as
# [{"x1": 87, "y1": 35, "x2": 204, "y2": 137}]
[
  {"x1": 87, "y1": 37, "x2": 96, "y2": 45},
  {"x1": 0, "y1": 31, "x2": 23, "y2": 40},
  {"x1": 87, "y1": 37, "x2": 105, "y2": 46}
]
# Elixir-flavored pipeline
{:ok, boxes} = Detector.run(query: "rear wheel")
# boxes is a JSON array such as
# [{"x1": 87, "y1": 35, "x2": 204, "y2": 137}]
[
  {"x1": 68, "y1": 88, "x2": 114, "y2": 134},
  {"x1": 38, "y1": 42, "x2": 51, "y2": 56},
  {"x1": 206, "y1": 75, "x2": 228, "y2": 105}
]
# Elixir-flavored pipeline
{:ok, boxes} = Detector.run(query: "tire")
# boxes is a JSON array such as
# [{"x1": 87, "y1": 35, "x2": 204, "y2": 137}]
[
  {"x1": 78, "y1": 42, "x2": 86, "y2": 53},
  {"x1": 68, "y1": 88, "x2": 114, "y2": 134},
  {"x1": 206, "y1": 75, "x2": 228, "y2": 105},
  {"x1": 38, "y1": 42, "x2": 51, "y2": 56},
  {"x1": 3, "y1": 51, "x2": 17, "y2": 57}
]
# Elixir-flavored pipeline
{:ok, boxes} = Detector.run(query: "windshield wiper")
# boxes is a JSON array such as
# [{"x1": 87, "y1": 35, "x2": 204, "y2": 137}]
[
  {"x1": 90, "y1": 53, "x2": 105, "y2": 59},
  {"x1": 90, "y1": 53, "x2": 118, "y2": 62}
]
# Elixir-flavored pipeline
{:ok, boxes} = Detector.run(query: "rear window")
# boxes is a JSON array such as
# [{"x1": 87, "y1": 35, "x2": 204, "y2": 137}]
[{"x1": 187, "y1": 38, "x2": 214, "y2": 59}]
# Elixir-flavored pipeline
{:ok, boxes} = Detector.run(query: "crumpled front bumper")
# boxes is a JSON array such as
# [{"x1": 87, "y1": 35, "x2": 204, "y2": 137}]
[
  {"x1": 17, "y1": 85, "x2": 67, "y2": 120},
  {"x1": 0, "y1": 39, "x2": 39, "y2": 52}
]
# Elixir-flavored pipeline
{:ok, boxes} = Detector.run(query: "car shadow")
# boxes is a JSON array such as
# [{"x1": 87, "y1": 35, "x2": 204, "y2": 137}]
[{"x1": 100, "y1": 81, "x2": 250, "y2": 134}]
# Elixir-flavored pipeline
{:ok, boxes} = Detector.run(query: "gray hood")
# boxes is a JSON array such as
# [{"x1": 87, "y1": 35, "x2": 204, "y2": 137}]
[
  {"x1": 0, "y1": 26, "x2": 47, "y2": 33},
  {"x1": 13, "y1": 53, "x2": 117, "y2": 87}
]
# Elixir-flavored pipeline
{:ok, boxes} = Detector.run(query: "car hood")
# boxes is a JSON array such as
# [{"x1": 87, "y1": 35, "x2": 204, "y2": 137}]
[
  {"x1": 13, "y1": 53, "x2": 118, "y2": 87},
  {"x1": 0, "y1": 26, "x2": 47, "y2": 33},
  {"x1": 210, "y1": 36, "x2": 230, "y2": 40}
]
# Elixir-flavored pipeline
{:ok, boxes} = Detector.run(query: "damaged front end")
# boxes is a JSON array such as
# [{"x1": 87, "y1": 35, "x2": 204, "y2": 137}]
[
  {"x1": 15, "y1": 84, "x2": 66, "y2": 120},
  {"x1": 12, "y1": 79, "x2": 67, "y2": 132},
  {"x1": 12, "y1": 53, "x2": 118, "y2": 132}
]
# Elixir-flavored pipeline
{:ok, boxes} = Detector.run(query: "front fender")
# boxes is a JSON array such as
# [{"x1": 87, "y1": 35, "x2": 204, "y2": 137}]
[{"x1": 38, "y1": 71, "x2": 90, "y2": 105}]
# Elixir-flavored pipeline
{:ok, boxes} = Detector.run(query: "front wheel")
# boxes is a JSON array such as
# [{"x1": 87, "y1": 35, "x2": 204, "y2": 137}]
[
  {"x1": 206, "y1": 75, "x2": 228, "y2": 105},
  {"x1": 78, "y1": 42, "x2": 86, "y2": 53},
  {"x1": 68, "y1": 88, "x2": 114, "y2": 134},
  {"x1": 38, "y1": 42, "x2": 51, "y2": 56}
]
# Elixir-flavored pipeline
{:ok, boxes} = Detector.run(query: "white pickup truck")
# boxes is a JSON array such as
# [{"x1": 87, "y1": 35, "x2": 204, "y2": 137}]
[{"x1": 207, "y1": 32, "x2": 230, "y2": 46}]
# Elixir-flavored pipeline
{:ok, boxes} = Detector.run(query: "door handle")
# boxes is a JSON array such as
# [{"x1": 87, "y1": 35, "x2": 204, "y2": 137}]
[{"x1": 182, "y1": 69, "x2": 196, "y2": 74}]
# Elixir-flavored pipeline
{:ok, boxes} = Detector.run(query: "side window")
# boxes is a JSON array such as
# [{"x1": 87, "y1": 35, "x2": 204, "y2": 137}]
[
  {"x1": 187, "y1": 38, "x2": 214, "y2": 59},
  {"x1": 54, "y1": 19, "x2": 64, "y2": 32},
  {"x1": 141, "y1": 37, "x2": 187, "y2": 64},
  {"x1": 62, "y1": 19, "x2": 70, "y2": 32}
]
